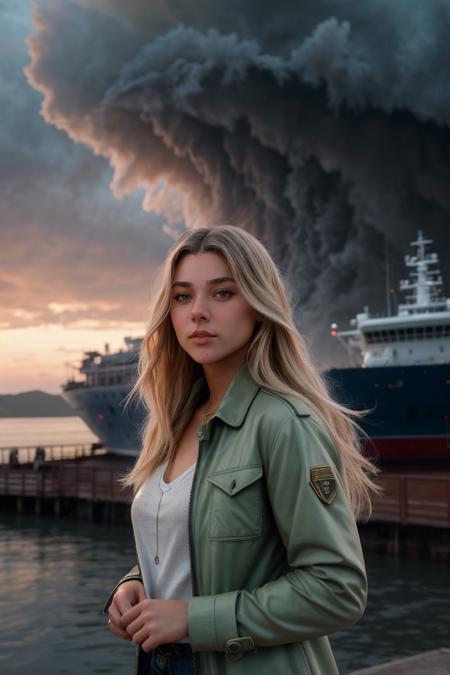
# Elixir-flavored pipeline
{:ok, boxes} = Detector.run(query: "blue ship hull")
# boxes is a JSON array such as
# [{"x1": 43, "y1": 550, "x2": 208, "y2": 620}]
[
  {"x1": 62, "y1": 385, "x2": 145, "y2": 456},
  {"x1": 325, "y1": 363, "x2": 450, "y2": 463},
  {"x1": 64, "y1": 364, "x2": 450, "y2": 462}
]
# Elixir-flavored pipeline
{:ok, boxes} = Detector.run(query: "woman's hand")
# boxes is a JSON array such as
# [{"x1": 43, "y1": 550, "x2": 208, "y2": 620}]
[
  {"x1": 108, "y1": 580, "x2": 148, "y2": 641},
  {"x1": 120, "y1": 599, "x2": 189, "y2": 652}
]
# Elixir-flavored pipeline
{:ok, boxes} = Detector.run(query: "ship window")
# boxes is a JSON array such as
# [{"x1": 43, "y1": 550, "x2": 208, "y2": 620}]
[
  {"x1": 407, "y1": 407, "x2": 418, "y2": 418},
  {"x1": 388, "y1": 330, "x2": 398, "y2": 342},
  {"x1": 445, "y1": 325, "x2": 450, "y2": 336},
  {"x1": 406, "y1": 327, "x2": 413, "y2": 335}
]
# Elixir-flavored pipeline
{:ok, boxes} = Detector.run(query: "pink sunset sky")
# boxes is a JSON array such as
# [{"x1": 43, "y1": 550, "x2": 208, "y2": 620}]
[{"x1": 0, "y1": 4, "x2": 174, "y2": 393}]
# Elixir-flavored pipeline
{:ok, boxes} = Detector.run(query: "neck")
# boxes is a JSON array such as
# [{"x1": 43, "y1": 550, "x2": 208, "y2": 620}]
[{"x1": 201, "y1": 352, "x2": 247, "y2": 411}]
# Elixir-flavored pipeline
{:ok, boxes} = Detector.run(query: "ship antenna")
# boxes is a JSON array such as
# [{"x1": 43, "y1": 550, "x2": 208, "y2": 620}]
[{"x1": 385, "y1": 236, "x2": 392, "y2": 317}]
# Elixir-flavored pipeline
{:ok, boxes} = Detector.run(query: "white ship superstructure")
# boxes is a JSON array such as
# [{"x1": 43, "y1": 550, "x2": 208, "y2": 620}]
[{"x1": 333, "y1": 231, "x2": 450, "y2": 367}]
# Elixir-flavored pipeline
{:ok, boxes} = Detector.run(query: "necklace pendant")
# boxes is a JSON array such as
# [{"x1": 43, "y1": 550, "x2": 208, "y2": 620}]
[{"x1": 154, "y1": 555, "x2": 159, "y2": 565}]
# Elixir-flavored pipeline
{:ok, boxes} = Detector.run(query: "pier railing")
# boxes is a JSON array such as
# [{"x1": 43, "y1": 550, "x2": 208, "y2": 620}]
[{"x1": 0, "y1": 443, "x2": 105, "y2": 466}]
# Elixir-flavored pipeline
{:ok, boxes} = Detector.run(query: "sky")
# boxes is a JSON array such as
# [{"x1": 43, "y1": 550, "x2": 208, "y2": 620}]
[
  {"x1": 0, "y1": 1, "x2": 173, "y2": 393},
  {"x1": 1, "y1": 0, "x2": 450, "y2": 394}
]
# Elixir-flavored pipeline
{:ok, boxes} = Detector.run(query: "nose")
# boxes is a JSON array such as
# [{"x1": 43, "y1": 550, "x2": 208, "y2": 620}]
[{"x1": 191, "y1": 295, "x2": 210, "y2": 321}]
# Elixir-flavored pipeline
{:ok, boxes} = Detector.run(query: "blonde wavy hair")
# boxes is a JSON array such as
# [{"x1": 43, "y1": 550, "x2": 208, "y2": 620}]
[{"x1": 123, "y1": 225, "x2": 378, "y2": 518}]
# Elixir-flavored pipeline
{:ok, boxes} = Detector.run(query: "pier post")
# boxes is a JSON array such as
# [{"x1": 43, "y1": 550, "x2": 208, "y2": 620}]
[
  {"x1": 54, "y1": 499, "x2": 61, "y2": 517},
  {"x1": 34, "y1": 498, "x2": 41, "y2": 516},
  {"x1": 16, "y1": 497, "x2": 23, "y2": 514}
]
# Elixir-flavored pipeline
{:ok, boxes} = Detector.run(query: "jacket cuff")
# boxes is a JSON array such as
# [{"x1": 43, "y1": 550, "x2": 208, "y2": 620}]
[
  {"x1": 188, "y1": 591, "x2": 239, "y2": 651},
  {"x1": 103, "y1": 565, "x2": 143, "y2": 615}
]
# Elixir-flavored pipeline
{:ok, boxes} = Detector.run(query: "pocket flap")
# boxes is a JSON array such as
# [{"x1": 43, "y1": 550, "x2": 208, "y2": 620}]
[{"x1": 207, "y1": 465, "x2": 263, "y2": 496}]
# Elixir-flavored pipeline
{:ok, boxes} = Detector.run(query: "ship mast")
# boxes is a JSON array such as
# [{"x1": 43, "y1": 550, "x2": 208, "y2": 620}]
[{"x1": 398, "y1": 230, "x2": 445, "y2": 315}]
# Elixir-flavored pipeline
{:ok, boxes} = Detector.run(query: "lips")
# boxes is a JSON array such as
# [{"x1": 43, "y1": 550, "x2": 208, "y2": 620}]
[{"x1": 189, "y1": 330, "x2": 216, "y2": 338}]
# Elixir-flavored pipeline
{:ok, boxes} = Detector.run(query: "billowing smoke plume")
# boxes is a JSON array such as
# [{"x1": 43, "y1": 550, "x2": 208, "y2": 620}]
[{"x1": 26, "y1": 0, "x2": 450, "y2": 366}]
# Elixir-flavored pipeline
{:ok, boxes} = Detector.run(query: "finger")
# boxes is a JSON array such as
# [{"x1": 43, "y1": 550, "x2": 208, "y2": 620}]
[
  {"x1": 115, "y1": 594, "x2": 134, "y2": 615},
  {"x1": 136, "y1": 584, "x2": 148, "y2": 602},
  {"x1": 108, "y1": 620, "x2": 131, "y2": 641},
  {"x1": 141, "y1": 635, "x2": 157, "y2": 653},
  {"x1": 130, "y1": 625, "x2": 150, "y2": 645},
  {"x1": 108, "y1": 604, "x2": 122, "y2": 626},
  {"x1": 121, "y1": 602, "x2": 145, "y2": 627},
  {"x1": 126, "y1": 615, "x2": 146, "y2": 637}
]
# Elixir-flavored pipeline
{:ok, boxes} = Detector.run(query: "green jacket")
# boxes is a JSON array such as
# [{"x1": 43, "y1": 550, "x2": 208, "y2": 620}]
[{"x1": 105, "y1": 363, "x2": 367, "y2": 674}]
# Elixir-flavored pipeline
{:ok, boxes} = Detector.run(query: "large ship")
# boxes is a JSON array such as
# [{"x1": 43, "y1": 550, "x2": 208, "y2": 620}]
[
  {"x1": 62, "y1": 337, "x2": 144, "y2": 456},
  {"x1": 328, "y1": 231, "x2": 450, "y2": 463},
  {"x1": 62, "y1": 231, "x2": 450, "y2": 462}
]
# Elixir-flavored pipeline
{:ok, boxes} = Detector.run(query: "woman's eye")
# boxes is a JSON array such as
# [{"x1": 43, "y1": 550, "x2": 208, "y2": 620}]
[
  {"x1": 173, "y1": 294, "x2": 190, "y2": 303},
  {"x1": 215, "y1": 290, "x2": 234, "y2": 299}
]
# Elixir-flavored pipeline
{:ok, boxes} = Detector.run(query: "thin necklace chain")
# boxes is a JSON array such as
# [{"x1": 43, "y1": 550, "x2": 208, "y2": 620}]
[
  {"x1": 203, "y1": 401, "x2": 217, "y2": 425},
  {"x1": 154, "y1": 482, "x2": 164, "y2": 565},
  {"x1": 154, "y1": 403, "x2": 216, "y2": 566},
  {"x1": 203, "y1": 409, "x2": 215, "y2": 424}
]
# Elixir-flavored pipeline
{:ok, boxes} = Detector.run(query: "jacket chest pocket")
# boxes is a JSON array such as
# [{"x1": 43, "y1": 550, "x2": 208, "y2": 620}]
[{"x1": 207, "y1": 465, "x2": 263, "y2": 541}]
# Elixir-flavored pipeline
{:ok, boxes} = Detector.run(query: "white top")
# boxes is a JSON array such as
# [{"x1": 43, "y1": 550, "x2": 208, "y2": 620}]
[{"x1": 131, "y1": 458, "x2": 196, "y2": 615}]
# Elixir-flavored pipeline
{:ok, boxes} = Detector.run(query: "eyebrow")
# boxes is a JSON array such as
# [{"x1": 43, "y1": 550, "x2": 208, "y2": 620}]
[{"x1": 171, "y1": 276, "x2": 236, "y2": 288}]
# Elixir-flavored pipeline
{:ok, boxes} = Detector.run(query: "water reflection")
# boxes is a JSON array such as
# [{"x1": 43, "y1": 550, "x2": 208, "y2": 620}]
[
  {"x1": 331, "y1": 552, "x2": 450, "y2": 671},
  {"x1": 0, "y1": 513, "x2": 448, "y2": 674}
]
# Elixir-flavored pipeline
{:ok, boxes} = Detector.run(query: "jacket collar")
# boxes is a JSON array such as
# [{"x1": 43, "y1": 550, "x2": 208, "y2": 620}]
[
  {"x1": 188, "y1": 362, "x2": 260, "y2": 428},
  {"x1": 214, "y1": 362, "x2": 260, "y2": 427},
  {"x1": 189, "y1": 361, "x2": 310, "y2": 427}
]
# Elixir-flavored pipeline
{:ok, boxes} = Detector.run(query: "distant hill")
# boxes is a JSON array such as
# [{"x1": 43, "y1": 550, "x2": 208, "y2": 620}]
[{"x1": 0, "y1": 391, "x2": 77, "y2": 418}]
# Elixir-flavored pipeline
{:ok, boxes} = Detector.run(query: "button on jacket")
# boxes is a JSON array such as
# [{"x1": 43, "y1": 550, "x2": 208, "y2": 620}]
[{"x1": 105, "y1": 363, "x2": 368, "y2": 675}]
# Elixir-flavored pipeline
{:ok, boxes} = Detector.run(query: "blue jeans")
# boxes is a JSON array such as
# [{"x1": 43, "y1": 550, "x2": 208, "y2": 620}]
[{"x1": 145, "y1": 643, "x2": 195, "y2": 675}]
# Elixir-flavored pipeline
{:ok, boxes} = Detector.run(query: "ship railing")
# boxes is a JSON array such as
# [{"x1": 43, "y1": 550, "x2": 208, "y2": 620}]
[
  {"x1": 63, "y1": 380, "x2": 86, "y2": 391},
  {"x1": 0, "y1": 443, "x2": 105, "y2": 467}
]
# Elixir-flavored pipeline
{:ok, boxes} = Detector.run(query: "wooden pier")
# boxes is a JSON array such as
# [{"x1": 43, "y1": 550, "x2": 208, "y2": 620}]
[
  {"x1": 0, "y1": 443, "x2": 131, "y2": 521},
  {"x1": 348, "y1": 648, "x2": 450, "y2": 674},
  {"x1": 370, "y1": 467, "x2": 450, "y2": 529},
  {"x1": 1, "y1": 450, "x2": 450, "y2": 551}
]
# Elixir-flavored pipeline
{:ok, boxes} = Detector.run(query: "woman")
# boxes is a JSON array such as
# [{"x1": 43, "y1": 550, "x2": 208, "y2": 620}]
[{"x1": 105, "y1": 225, "x2": 377, "y2": 675}]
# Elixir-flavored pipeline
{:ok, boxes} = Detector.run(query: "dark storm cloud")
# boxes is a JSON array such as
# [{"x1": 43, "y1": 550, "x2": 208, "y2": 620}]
[
  {"x1": 0, "y1": 2, "x2": 172, "y2": 330},
  {"x1": 25, "y1": 0, "x2": 450, "y2": 364}
]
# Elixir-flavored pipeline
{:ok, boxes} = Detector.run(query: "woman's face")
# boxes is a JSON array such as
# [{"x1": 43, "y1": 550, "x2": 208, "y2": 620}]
[{"x1": 170, "y1": 252, "x2": 261, "y2": 368}]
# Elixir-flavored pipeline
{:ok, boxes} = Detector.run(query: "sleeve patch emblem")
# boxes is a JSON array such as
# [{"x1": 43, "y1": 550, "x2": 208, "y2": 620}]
[{"x1": 309, "y1": 465, "x2": 337, "y2": 505}]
